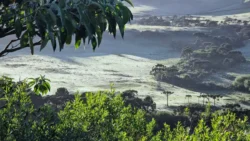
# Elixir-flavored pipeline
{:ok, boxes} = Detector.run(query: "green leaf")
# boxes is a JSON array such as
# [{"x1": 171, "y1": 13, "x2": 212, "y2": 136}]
[
  {"x1": 65, "y1": 12, "x2": 78, "y2": 29},
  {"x1": 77, "y1": 6, "x2": 93, "y2": 39},
  {"x1": 34, "y1": 85, "x2": 39, "y2": 94},
  {"x1": 106, "y1": 4, "x2": 116, "y2": 11},
  {"x1": 75, "y1": 32, "x2": 81, "y2": 49},
  {"x1": 36, "y1": 21, "x2": 46, "y2": 40},
  {"x1": 20, "y1": 31, "x2": 29, "y2": 48},
  {"x1": 57, "y1": 29, "x2": 67, "y2": 51},
  {"x1": 40, "y1": 35, "x2": 49, "y2": 51},
  {"x1": 66, "y1": 34, "x2": 72, "y2": 45},
  {"x1": 109, "y1": 19, "x2": 117, "y2": 38},
  {"x1": 123, "y1": 0, "x2": 134, "y2": 7},
  {"x1": 51, "y1": 3, "x2": 65, "y2": 27},
  {"x1": 96, "y1": 27, "x2": 102, "y2": 47},
  {"x1": 44, "y1": 82, "x2": 51, "y2": 91},
  {"x1": 28, "y1": 81, "x2": 35, "y2": 87},
  {"x1": 118, "y1": 3, "x2": 132, "y2": 23},
  {"x1": 47, "y1": 9, "x2": 57, "y2": 24},
  {"x1": 117, "y1": 18, "x2": 125, "y2": 38},
  {"x1": 48, "y1": 27, "x2": 56, "y2": 51},
  {"x1": 79, "y1": 26, "x2": 87, "y2": 45},
  {"x1": 64, "y1": 19, "x2": 74, "y2": 37},
  {"x1": 89, "y1": 1, "x2": 105, "y2": 12},
  {"x1": 91, "y1": 36, "x2": 97, "y2": 51},
  {"x1": 15, "y1": 18, "x2": 22, "y2": 38},
  {"x1": 29, "y1": 35, "x2": 34, "y2": 55}
]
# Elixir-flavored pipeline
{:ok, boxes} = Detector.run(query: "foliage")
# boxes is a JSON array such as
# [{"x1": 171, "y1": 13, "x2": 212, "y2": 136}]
[
  {"x1": 163, "y1": 91, "x2": 174, "y2": 107},
  {"x1": 55, "y1": 87, "x2": 70, "y2": 96},
  {"x1": 207, "y1": 94, "x2": 223, "y2": 106},
  {"x1": 121, "y1": 89, "x2": 156, "y2": 113},
  {"x1": 181, "y1": 47, "x2": 193, "y2": 58},
  {"x1": 233, "y1": 75, "x2": 250, "y2": 92},
  {"x1": 0, "y1": 77, "x2": 155, "y2": 140},
  {"x1": 0, "y1": 77, "x2": 250, "y2": 140},
  {"x1": 28, "y1": 75, "x2": 51, "y2": 95},
  {"x1": 0, "y1": 0, "x2": 133, "y2": 57},
  {"x1": 150, "y1": 42, "x2": 246, "y2": 91}
]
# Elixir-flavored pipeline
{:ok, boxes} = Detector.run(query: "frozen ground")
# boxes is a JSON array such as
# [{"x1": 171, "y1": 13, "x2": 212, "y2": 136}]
[{"x1": 0, "y1": 1, "x2": 250, "y2": 110}]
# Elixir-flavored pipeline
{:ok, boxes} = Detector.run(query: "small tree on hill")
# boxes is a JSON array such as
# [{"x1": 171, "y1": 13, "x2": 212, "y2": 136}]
[
  {"x1": 163, "y1": 90, "x2": 174, "y2": 107},
  {"x1": 201, "y1": 94, "x2": 208, "y2": 106},
  {"x1": 208, "y1": 94, "x2": 223, "y2": 106},
  {"x1": 185, "y1": 95, "x2": 192, "y2": 105}
]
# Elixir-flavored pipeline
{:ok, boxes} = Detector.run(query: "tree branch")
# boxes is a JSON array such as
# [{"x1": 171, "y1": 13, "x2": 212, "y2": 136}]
[
  {"x1": 0, "y1": 40, "x2": 42, "y2": 57},
  {"x1": 0, "y1": 39, "x2": 20, "y2": 57},
  {"x1": 0, "y1": 26, "x2": 27, "y2": 38}
]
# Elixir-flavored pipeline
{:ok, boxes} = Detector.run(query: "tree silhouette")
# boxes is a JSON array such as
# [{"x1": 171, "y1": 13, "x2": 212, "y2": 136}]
[
  {"x1": 143, "y1": 96, "x2": 156, "y2": 112},
  {"x1": 201, "y1": 94, "x2": 208, "y2": 106},
  {"x1": 185, "y1": 95, "x2": 192, "y2": 105},
  {"x1": 197, "y1": 95, "x2": 202, "y2": 104},
  {"x1": 208, "y1": 94, "x2": 223, "y2": 106},
  {"x1": 163, "y1": 91, "x2": 174, "y2": 107}
]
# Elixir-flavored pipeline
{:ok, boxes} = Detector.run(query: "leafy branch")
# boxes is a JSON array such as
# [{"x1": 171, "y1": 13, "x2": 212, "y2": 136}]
[
  {"x1": 0, "y1": 0, "x2": 134, "y2": 57},
  {"x1": 28, "y1": 75, "x2": 51, "y2": 95}
]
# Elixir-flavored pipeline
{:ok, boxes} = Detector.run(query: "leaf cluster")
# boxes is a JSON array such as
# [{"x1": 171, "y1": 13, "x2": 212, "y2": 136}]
[{"x1": 0, "y1": 0, "x2": 133, "y2": 56}]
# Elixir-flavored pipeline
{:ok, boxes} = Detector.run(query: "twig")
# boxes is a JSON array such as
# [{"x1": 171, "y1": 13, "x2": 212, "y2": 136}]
[
  {"x1": 0, "y1": 40, "x2": 41, "y2": 57},
  {"x1": 0, "y1": 39, "x2": 20, "y2": 57}
]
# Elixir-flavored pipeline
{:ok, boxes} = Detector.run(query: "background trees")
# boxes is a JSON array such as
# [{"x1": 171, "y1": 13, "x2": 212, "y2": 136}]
[
  {"x1": 0, "y1": 0, "x2": 133, "y2": 57},
  {"x1": 0, "y1": 76, "x2": 250, "y2": 140}
]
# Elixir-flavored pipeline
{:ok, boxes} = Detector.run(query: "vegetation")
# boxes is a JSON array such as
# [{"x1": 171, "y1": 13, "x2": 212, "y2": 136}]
[
  {"x1": 0, "y1": 0, "x2": 133, "y2": 57},
  {"x1": 121, "y1": 90, "x2": 156, "y2": 113},
  {"x1": 207, "y1": 94, "x2": 223, "y2": 106},
  {"x1": 163, "y1": 91, "x2": 174, "y2": 107},
  {"x1": 185, "y1": 95, "x2": 192, "y2": 105},
  {"x1": 233, "y1": 75, "x2": 250, "y2": 92},
  {"x1": 150, "y1": 42, "x2": 247, "y2": 91},
  {"x1": 1, "y1": 76, "x2": 250, "y2": 140},
  {"x1": 1, "y1": 0, "x2": 250, "y2": 140}
]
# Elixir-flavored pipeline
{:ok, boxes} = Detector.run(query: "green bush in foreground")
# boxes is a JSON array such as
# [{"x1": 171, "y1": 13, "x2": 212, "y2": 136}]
[{"x1": 0, "y1": 77, "x2": 250, "y2": 141}]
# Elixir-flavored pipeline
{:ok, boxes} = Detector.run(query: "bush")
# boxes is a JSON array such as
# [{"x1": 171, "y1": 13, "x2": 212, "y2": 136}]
[
  {"x1": 0, "y1": 77, "x2": 250, "y2": 140},
  {"x1": 233, "y1": 75, "x2": 250, "y2": 92},
  {"x1": 55, "y1": 87, "x2": 70, "y2": 96},
  {"x1": 121, "y1": 90, "x2": 156, "y2": 113}
]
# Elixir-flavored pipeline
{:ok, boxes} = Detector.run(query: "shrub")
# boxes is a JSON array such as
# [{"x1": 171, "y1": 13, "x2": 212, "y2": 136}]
[
  {"x1": 121, "y1": 90, "x2": 156, "y2": 113},
  {"x1": 233, "y1": 75, "x2": 250, "y2": 92},
  {"x1": 55, "y1": 87, "x2": 70, "y2": 96},
  {"x1": 0, "y1": 77, "x2": 250, "y2": 140},
  {"x1": 0, "y1": 78, "x2": 155, "y2": 140}
]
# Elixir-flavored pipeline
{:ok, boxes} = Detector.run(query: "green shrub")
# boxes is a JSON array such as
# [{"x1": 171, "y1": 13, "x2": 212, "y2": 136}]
[{"x1": 0, "y1": 77, "x2": 250, "y2": 141}]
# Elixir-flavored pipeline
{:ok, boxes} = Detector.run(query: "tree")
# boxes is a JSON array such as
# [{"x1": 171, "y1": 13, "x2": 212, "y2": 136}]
[
  {"x1": 197, "y1": 95, "x2": 202, "y2": 104},
  {"x1": 201, "y1": 94, "x2": 208, "y2": 106},
  {"x1": 185, "y1": 95, "x2": 192, "y2": 105},
  {"x1": 143, "y1": 96, "x2": 156, "y2": 112},
  {"x1": 207, "y1": 94, "x2": 223, "y2": 106},
  {"x1": 181, "y1": 47, "x2": 193, "y2": 58},
  {"x1": 0, "y1": 0, "x2": 133, "y2": 57},
  {"x1": 163, "y1": 91, "x2": 174, "y2": 107},
  {"x1": 1, "y1": 76, "x2": 250, "y2": 140}
]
